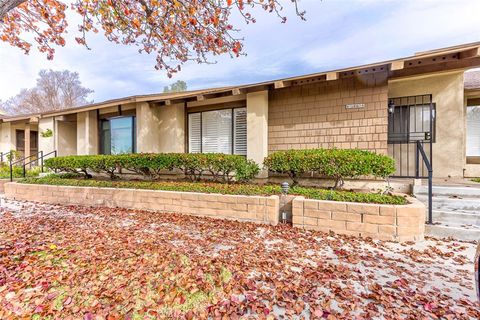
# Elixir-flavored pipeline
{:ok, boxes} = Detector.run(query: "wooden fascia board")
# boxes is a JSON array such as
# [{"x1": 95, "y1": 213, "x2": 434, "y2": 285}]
[
  {"x1": 459, "y1": 47, "x2": 480, "y2": 59},
  {"x1": 390, "y1": 56, "x2": 480, "y2": 79}
]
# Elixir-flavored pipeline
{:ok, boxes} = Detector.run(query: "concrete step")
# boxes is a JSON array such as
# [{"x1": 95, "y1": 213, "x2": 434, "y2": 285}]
[
  {"x1": 416, "y1": 194, "x2": 480, "y2": 212},
  {"x1": 425, "y1": 224, "x2": 480, "y2": 242},
  {"x1": 432, "y1": 210, "x2": 480, "y2": 226},
  {"x1": 413, "y1": 185, "x2": 480, "y2": 198}
]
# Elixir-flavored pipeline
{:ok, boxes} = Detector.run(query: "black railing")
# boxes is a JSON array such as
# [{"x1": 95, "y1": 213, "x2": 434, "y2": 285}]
[
  {"x1": 0, "y1": 151, "x2": 13, "y2": 164},
  {"x1": 9, "y1": 150, "x2": 57, "y2": 182},
  {"x1": 416, "y1": 141, "x2": 433, "y2": 224}
]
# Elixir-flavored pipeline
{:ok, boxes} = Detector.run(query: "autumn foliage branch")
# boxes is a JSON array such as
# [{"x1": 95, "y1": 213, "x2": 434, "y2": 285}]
[{"x1": 0, "y1": 0, "x2": 305, "y2": 77}]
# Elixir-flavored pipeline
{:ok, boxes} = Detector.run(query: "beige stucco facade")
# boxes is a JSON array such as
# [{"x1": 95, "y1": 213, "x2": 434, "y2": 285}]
[
  {"x1": 0, "y1": 121, "x2": 39, "y2": 158},
  {"x1": 388, "y1": 71, "x2": 465, "y2": 178},
  {"x1": 136, "y1": 102, "x2": 185, "y2": 153},
  {"x1": 247, "y1": 90, "x2": 269, "y2": 175},
  {"x1": 76, "y1": 111, "x2": 98, "y2": 155},
  {"x1": 38, "y1": 117, "x2": 55, "y2": 155}
]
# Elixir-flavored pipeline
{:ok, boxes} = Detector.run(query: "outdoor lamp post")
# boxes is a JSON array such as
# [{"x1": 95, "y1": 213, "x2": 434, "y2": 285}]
[{"x1": 281, "y1": 182, "x2": 289, "y2": 224}]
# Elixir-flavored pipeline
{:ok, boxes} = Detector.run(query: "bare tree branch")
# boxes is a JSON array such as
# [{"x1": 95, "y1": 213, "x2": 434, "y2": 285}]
[{"x1": 0, "y1": 0, "x2": 26, "y2": 20}]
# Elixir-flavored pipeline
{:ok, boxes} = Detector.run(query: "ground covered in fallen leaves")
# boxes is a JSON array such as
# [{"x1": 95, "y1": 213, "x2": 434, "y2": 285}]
[{"x1": 0, "y1": 199, "x2": 479, "y2": 319}]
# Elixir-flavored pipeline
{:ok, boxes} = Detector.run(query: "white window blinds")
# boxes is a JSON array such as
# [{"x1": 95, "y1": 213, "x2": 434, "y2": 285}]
[
  {"x1": 202, "y1": 109, "x2": 232, "y2": 154},
  {"x1": 234, "y1": 108, "x2": 247, "y2": 155},
  {"x1": 188, "y1": 107, "x2": 247, "y2": 155},
  {"x1": 188, "y1": 113, "x2": 201, "y2": 153},
  {"x1": 467, "y1": 106, "x2": 480, "y2": 156}
]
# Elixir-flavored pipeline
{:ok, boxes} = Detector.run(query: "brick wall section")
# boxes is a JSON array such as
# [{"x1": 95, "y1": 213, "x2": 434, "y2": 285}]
[
  {"x1": 292, "y1": 196, "x2": 425, "y2": 242},
  {"x1": 0, "y1": 179, "x2": 8, "y2": 193},
  {"x1": 4, "y1": 183, "x2": 280, "y2": 226},
  {"x1": 268, "y1": 73, "x2": 389, "y2": 154}
]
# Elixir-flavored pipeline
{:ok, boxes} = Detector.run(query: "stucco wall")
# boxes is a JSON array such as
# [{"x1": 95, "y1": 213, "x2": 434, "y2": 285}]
[
  {"x1": 77, "y1": 111, "x2": 98, "y2": 155},
  {"x1": 0, "y1": 122, "x2": 39, "y2": 156},
  {"x1": 247, "y1": 90, "x2": 269, "y2": 174},
  {"x1": 38, "y1": 117, "x2": 55, "y2": 155},
  {"x1": 0, "y1": 122, "x2": 13, "y2": 154},
  {"x1": 388, "y1": 71, "x2": 465, "y2": 178},
  {"x1": 57, "y1": 121, "x2": 77, "y2": 156},
  {"x1": 268, "y1": 73, "x2": 389, "y2": 154},
  {"x1": 137, "y1": 102, "x2": 185, "y2": 153}
]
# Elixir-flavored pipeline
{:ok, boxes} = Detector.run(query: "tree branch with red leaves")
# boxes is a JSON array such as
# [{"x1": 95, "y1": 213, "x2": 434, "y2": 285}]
[{"x1": 0, "y1": 0, "x2": 305, "y2": 77}]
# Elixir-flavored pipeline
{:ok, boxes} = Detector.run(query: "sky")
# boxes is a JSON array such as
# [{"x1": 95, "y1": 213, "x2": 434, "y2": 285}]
[{"x1": 0, "y1": 0, "x2": 480, "y2": 103}]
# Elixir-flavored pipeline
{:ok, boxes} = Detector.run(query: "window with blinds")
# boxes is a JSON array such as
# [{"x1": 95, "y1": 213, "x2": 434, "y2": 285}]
[
  {"x1": 188, "y1": 107, "x2": 247, "y2": 155},
  {"x1": 233, "y1": 108, "x2": 247, "y2": 155},
  {"x1": 188, "y1": 113, "x2": 201, "y2": 153},
  {"x1": 467, "y1": 106, "x2": 480, "y2": 156}
]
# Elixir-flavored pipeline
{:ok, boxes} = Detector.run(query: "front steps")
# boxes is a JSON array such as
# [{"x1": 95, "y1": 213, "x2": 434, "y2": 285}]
[{"x1": 413, "y1": 184, "x2": 480, "y2": 241}]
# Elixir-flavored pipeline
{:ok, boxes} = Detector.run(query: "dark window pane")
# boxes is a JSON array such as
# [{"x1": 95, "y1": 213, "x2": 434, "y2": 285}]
[
  {"x1": 100, "y1": 120, "x2": 111, "y2": 155},
  {"x1": 110, "y1": 117, "x2": 134, "y2": 154},
  {"x1": 100, "y1": 117, "x2": 135, "y2": 155}
]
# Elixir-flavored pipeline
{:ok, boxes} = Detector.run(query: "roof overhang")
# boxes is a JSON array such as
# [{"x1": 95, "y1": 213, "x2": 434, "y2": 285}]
[{"x1": 2, "y1": 42, "x2": 480, "y2": 122}]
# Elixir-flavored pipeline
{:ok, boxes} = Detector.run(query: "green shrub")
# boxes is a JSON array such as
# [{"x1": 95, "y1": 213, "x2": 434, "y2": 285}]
[
  {"x1": 263, "y1": 149, "x2": 311, "y2": 185},
  {"x1": 44, "y1": 153, "x2": 260, "y2": 183},
  {"x1": 264, "y1": 148, "x2": 396, "y2": 188},
  {"x1": 119, "y1": 153, "x2": 180, "y2": 180}
]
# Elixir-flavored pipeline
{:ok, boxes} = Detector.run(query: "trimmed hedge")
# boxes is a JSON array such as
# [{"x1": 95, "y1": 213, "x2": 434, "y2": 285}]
[
  {"x1": 264, "y1": 149, "x2": 395, "y2": 188},
  {"x1": 20, "y1": 175, "x2": 408, "y2": 205},
  {"x1": 44, "y1": 153, "x2": 260, "y2": 183}
]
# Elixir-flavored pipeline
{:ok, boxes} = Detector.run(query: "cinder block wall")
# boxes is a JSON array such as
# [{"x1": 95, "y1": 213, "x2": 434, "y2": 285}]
[
  {"x1": 292, "y1": 196, "x2": 425, "y2": 242},
  {"x1": 268, "y1": 73, "x2": 389, "y2": 154},
  {"x1": 4, "y1": 183, "x2": 280, "y2": 226}
]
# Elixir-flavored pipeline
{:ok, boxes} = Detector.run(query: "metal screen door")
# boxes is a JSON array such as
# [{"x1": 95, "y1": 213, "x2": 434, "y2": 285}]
[{"x1": 387, "y1": 94, "x2": 434, "y2": 178}]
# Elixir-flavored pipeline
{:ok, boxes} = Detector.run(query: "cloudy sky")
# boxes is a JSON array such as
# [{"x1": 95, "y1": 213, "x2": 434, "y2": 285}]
[{"x1": 1, "y1": 0, "x2": 480, "y2": 103}]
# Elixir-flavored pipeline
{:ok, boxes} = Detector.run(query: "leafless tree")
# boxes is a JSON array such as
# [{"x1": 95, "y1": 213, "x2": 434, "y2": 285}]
[{"x1": 0, "y1": 69, "x2": 93, "y2": 115}]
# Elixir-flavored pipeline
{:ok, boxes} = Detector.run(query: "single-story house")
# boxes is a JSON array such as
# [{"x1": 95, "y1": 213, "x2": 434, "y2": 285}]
[{"x1": 1, "y1": 42, "x2": 480, "y2": 180}]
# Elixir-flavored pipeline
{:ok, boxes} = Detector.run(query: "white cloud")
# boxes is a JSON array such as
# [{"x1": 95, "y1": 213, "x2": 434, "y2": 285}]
[{"x1": 0, "y1": 0, "x2": 479, "y2": 103}]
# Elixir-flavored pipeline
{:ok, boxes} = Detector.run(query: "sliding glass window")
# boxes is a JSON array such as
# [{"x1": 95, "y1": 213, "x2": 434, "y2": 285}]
[
  {"x1": 100, "y1": 116, "x2": 136, "y2": 154},
  {"x1": 188, "y1": 108, "x2": 247, "y2": 155}
]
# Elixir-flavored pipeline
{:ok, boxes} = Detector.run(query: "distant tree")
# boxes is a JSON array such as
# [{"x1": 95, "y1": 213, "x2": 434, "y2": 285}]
[
  {"x1": 0, "y1": 1, "x2": 305, "y2": 77},
  {"x1": 163, "y1": 80, "x2": 188, "y2": 93},
  {"x1": 0, "y1": 69, "x2": 93, "y2": 115}
]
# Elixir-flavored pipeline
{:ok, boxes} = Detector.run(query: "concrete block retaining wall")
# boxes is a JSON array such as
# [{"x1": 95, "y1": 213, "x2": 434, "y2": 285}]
[
  {"x1": 4, "y1": 183, "x2": 426, "y2": 241},
  {"x1": 4, "y1": 183, "x2": 280, "y2": 226},
  {"x1": 292, "y1": 196, "x2": 425, "y2": 242}
]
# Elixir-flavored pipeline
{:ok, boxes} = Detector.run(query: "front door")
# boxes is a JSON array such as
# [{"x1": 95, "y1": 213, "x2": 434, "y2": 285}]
[
  {"x1": 387, "y1": 94, "x2": 434, "y2": 178},
  {"x1": 15, "y1": 130, "x2": 38, "y2": 160}
]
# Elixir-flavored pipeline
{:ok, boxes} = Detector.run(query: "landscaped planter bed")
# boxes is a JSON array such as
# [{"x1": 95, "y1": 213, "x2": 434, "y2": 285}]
[
  {"x1": 292, "y1": 196, "x2": 425, "y2": 242},
  {"x1": 4, "y1": 182, "x2": 280, "y2": 226},
  {"x1": 19, "y1": 176, "x2": 407, "y2": 204}
]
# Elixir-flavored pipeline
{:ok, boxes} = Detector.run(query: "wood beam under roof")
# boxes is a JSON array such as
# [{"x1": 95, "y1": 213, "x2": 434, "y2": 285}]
[
  {"x1": 232, "y1": 88, "x2": 245, "y2": 95},
  {"x1": 326, "y1": 72, "x2": 339, "y2": 81},
  {"x1": 274, "y1": 80, "x2": 292, "y2": 89},
  {"x1": 390, "y1": 60, "x2": 405, "y2": 71}
]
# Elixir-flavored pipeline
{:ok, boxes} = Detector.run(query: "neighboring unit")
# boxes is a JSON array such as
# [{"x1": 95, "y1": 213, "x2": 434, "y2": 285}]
[{"x1": 1, "y1": 42, "x2": 480, "y2": 180}]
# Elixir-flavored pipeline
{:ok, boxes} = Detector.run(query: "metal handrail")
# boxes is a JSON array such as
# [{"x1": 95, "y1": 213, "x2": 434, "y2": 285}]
[
  {"x1": 9, "y1": 150, "x2": 57, "y2": 182},
  {"x1": 416, "y1": 141, "x2": 433, "y2": 224},
  {"x1": 0, "y1": 151, "x2": 13, "y2": 164}
]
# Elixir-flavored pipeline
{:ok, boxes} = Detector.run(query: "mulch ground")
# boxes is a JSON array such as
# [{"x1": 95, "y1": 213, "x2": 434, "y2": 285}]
[{"x1": 0, "y1": 199, "x2": 479, "y2": 319}]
